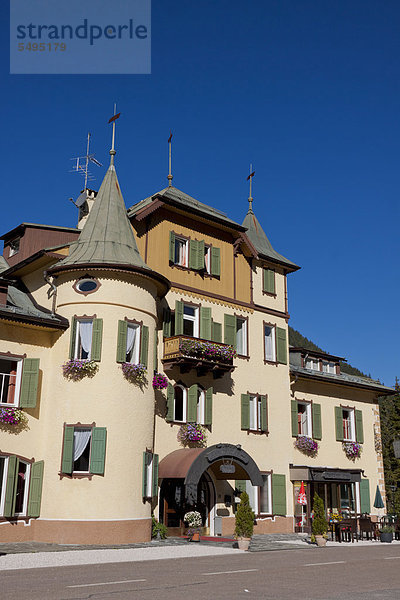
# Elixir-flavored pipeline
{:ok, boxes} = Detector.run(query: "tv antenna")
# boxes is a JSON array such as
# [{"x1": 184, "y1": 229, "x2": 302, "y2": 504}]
[{"x1": 70, "y1": 133, "x2": 102, "y2": 206}]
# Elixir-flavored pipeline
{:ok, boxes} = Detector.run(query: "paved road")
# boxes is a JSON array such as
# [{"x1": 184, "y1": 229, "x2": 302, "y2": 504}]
[{"x1": 2, "y1": 544, "x2": 400, "y2": 599}]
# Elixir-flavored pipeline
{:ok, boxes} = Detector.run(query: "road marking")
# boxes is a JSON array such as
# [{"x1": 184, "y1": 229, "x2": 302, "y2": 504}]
[
  {"x1": 304, "y1": 561, "x2": 345, "y2": 567},
  {"x1": 203, "y1": 569, "x2": 258, "y2": 575},
  {"x1": 67, "y1": 579, "x2": 146, "y2": 588},
  {"x1": 384, "y1": 557, "x2": 400, "y2": 560}
]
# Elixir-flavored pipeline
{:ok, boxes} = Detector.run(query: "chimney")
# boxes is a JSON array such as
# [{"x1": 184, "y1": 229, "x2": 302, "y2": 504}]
[{"x1": 77, "y1": 189, "x2": 97, "y2": 230}]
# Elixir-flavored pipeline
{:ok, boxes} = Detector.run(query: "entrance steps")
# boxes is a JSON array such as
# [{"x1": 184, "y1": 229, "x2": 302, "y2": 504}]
[{"x1": 249, "y1": 533, "x2": 310, "y2": 552}]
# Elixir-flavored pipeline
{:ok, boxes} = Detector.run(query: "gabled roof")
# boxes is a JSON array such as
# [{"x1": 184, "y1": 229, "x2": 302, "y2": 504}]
[
  {"x1": 53, "y1": 162, "x2": 150, "y2": 271},
  {"x1": 0, "y1": 223, "x2": 79, "y2": 242},
  {"x1": 290, "y1": 364, "x2": 395, "y2": 395},
  {"x1": 242, "y1": 207, "x2": 300, "y2": 272},
  {"x1": 128, "y1": 186, "x2": 246, "y2": 232},
  {"x1": 0, "y1": 283, "x2": 68, "y2": 330}
]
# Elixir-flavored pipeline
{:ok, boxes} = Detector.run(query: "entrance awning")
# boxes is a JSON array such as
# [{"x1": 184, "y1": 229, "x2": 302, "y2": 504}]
[{"x1": 159, "y1": 443, "x2": 264, "y2": 504}]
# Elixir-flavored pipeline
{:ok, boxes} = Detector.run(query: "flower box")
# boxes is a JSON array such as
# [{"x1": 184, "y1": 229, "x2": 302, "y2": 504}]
[
  {"x1": 62, "y1": 359, "x2": 99, "y2": 381},
  {"x1": 121, "y1": 362, "x2": 147, "y2": 384},
  {"x1": 0, "y1": 407, "x2": 26, "y2": 426},
  {"x1": 152, "y1": 373, "x2": 168, "y2": 390},
  {"x1": 177, "y1": 423, "x2": 207, "y2": 447},
  {"x1": 294, "y1": 435, "x2": 319, "y2": 456},
  {"x1": 342, "y1": 441, "x2": 362, "y2": 460}
]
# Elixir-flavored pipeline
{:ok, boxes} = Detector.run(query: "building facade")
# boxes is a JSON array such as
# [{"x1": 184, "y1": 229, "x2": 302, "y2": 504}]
[{"x1": 0, "y1": 144, "x2": 393, "y2": 543}]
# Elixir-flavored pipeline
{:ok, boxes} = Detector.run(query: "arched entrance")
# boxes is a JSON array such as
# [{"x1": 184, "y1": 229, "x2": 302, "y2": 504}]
[{"x1": 158, "y1": 444, "x2": 262, "y2": 536}]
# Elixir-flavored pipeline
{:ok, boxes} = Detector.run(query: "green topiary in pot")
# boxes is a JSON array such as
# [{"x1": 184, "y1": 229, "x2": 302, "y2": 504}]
[
  {"x1": 235, "y1": 491, "x2": 255, "y2": 539},
  {"x1": 312, "y1": 493, "x2": 329, "y2": 536}
]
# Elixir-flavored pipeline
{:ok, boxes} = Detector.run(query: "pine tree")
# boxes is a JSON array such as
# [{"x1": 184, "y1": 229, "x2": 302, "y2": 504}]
[{"x1": 379, "y1": 378, "x2": 400, "y2": 513}]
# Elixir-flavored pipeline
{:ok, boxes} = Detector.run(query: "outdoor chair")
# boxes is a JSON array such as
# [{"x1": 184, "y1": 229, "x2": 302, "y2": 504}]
[
  {"x1": 338, "y1": 518, "x2": 358, "y2": 543},
  {"x1": 358, "y1": 516, "x2": 377, "y2": 541}
]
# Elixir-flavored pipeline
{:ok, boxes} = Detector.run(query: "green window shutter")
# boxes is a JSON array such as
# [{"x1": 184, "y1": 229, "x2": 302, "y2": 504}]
[
  {"x1": 116, "y1": 320, "x2": 128, "y2": 363},
  {"x1": 276, "y1": 327, "x2": 287, "y2": 364},
  {"x1": 224, "y1": 314, "x2": 237, "y2": 348},
  {"x1": 189, "y1": 240, "x2": 199, "y2": 270},
  {"x1": 335, "y1": 406, "x2": 344, "y2": 441},
  {"x1": 197, "y1": 240, "x2": 205, "y2": 270},
  {"x1": 291, "y1": 400, "x2": 298, "y2": 437},
  {"x1": 175, "y1": 300, "x2": 184, "y2": 335},
  {"x1": 235, "y1": 480, "x2": 246, "y2": 494},
  {"x1": 241, "y1": 393, "x2": 250, "y2": 430},
  {"x1": 3, "y1": 455, "x2": 17, "y2": 518},
  {"x1": 153, "y1": 329, "x2": 158, "y2": 372},
  {"x1": 140, "y1": 325, "x2": 149, "y2": 367},
  {"x1": 69, "y1": 316, "x2": 77, "y2": 359},
  {"x1": 163, "y1": 307, "x2": 172, "y2": 337},
  {"x1": 272, "y1": 473, "x2": 286, "y2": 516},
  {"x1": 211, "y1": 247, "x2": 221, "y2": 277},
  {"x1": 205, "y1": 387, "x2": 213, "y2": 425},
  {"x1": 187, "y1": 384, "x2": 198, "y2": 422},
  {"x1": 355, "y1": 410, "x2": 364, "y2": 444},
  {"x1": 27, "y1": 461, "x2": 44, "y2": 518},
  {"x1": 91, "y1": 318, "x2": 103, "y2": 361},
  {"x1": 263, "y1": 268, "x2": 275, "y2": 294},
  {"x1": 360, "y1": 479, "x2": 371, "y2": 514},
  {"x1": 169, "y1": 231, "x2": 175, "y2": 262},
  {"x1": 312, "y1": 403, "x2": 322, "y2": 440},
  {"x1": 61, "y1": 426, "x2": 74, "y2": 474},
  {"x1": 211, "y1": 321, "x2": 222, "y2": 343},
  {"x1": 260, "y1": 395, "x2": 268, "y2": 432},
  {"x1": 166, "y1": 383, "x2": 174, "y2": 422},
  {"x1": 152, "y1": 454, "x2": 159, "y2": 498},
  {"x1": 19, "y1": 358, "x2": 40, "y2": 408},
  {"x1": 90, "y1": 427, "x2": 107, "y2": 475},
  {"x1": 200, "y1": 307, "x2": 212, "y2": 340},
  {"x1": 142, "y1": 452, "x2": 148, "y2": 498}
]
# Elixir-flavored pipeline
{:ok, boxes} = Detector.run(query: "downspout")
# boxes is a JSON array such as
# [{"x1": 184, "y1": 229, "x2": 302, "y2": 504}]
[{"x1": 43, "y1": 271, "x2": 57, "y2": 315}]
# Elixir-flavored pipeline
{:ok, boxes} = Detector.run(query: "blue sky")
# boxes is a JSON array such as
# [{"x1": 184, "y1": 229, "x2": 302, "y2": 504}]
[{"x1": 1, "y1": 1, "x2": 399, "y2": 386}]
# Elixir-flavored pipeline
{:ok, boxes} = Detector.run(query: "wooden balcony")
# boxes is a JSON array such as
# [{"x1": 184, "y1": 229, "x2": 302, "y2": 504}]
[{"x1": 162, "y1": 335, "x2": 236, "y2": 379}]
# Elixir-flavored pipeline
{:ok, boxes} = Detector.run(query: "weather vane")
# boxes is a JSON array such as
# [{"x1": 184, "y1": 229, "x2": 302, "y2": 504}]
[
  {"x1": 167, "y1": 130, "x2": 173, "y2": 186},
  {"x1": 108, "y1": 103, "x2": 121, "y2": 164}
]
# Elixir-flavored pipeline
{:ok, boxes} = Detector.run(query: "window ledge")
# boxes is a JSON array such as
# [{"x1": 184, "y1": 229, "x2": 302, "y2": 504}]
[
  {"x1": 264, "y1": 359, "x2": 278, "y2": 366},
  {"x1": 58, "y1": 472, "x2": 94, "y2": 480},
  {"x1": 244, "y1": 429, "x2": 269, "y2": 436},
  {"x1": 262, "y1": 291, "x2": 277, "y2": 298}
]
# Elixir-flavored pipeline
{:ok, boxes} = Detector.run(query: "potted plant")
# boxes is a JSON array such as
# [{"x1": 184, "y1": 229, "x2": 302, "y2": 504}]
[
  {"x1": 234, "y1": 491, "x2": 255, "y2": 550},
  {"x1": 152, "y1": 373, "x2": 168, "y2": 390},
  {"x1": 312, "y1": 493, "x2": 329, "y2": 547},
  {"x1": 184, "y1": 511, "x2": 203, "y2": 541},
  {"x1": 121, "y1": 362, "x2": 147, "y2": 385},
  {"x1": 151, "y1": 515, "x2": 168, "y2": 540},
  {"x1": 177, "y1": 423, "x2": 207, "y2": 448},
  {"x1": 379, "y1": 525, "x2": 394, "y2": 543},
  {"x1": 294, "y1": 435, "x2": 319, "y2": 457},
  {"x1": 62, "y1": 359, "x2": 99, "y2": 381}
]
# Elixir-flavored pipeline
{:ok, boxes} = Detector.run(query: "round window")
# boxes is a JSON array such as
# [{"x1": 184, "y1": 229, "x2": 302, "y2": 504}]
[{"x1": 76, "y1": 279, "x2": 98, "y2": 293}]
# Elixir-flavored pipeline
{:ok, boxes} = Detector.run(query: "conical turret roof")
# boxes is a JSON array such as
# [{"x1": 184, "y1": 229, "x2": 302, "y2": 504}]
[
  {"x1": 242, "y1": 206, "x2": 299, "y2": 271},
  {"x1": 55, "y1": 162, "x2": 149, "y2": 270}
]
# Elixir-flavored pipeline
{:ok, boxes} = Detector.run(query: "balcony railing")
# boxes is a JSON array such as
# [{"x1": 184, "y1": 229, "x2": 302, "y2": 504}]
[{"x1": 162, "y1": 336, "x2": 236, "y2": 378}]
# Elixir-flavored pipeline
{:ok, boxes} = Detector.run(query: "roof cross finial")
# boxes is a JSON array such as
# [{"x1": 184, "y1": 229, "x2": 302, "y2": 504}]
[
  {"x1": 167, "y1": 130, "x2": 173, "y2": 186},
  {"x1": 247, "y1": 164, "x2": 255, "y2": 212},
  {"x1": 108, "y1": 104, "x2": 121, "y2": 166}
]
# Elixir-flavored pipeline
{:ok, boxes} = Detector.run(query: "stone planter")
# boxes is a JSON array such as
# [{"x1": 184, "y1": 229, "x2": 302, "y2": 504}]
[
  {"x1": 237, "y1": 537, "x2": 251, "y2": 551},
  {"x1": 380, "y1": 532, "x2": 393, "y2": 543},
  {"x1": 315, "y1": 535, "x2": 327, "y2": 547}
]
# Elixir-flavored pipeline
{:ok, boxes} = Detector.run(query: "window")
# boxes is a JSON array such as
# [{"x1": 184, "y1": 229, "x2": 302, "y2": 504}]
[
  {"x1": 125, "y1": 323, "x2": 141, "y2": 364},
  {"x1": 74, "y1": 278, "x2": 100, "y2": 295},
  {"x1": 174, "y1": 236, "x2": 189, "y2": 267},
  {"x1": 297, "y1": 402, "x2": 311, "y2": 436},
  {"x1": 241, "y1": 393, "x2": 268, "y2": 433},
  {"x1": 197, "y1": 387, "x2": 205, "y2": 425},
  {"x1": 264, "y1": 325, "x2": 276, "y2": 362},
  {"x1": 0, "y1": 455, "x2": 44, "y2": 518},
  {"x1": 236, "y1": 317, "x2": 248, "y2": 356},
  {"x1": 142, "y1": 452, "x2": 159, "y2": 499},
  {"x1": 0, "y1": 357, "x2": 22, "y2": 406},
  {"x1": 342, "y1": 409, "x2": 355, "y2": 441},
  {"x1": 244, "y1": 474, "x2": 272, "y2": 515},
  {"x1": 61, "y1": 425, "x2": 107, "y2": 476},
  {"x1": 74, "y1": 319, "x2": 93, "y2": 360},
  {"x1": 174, "y1": 385, "x2": 187, "y2": 423},
  {"x1": 204, "y1": 246, "x2": 211, "y2": 274},
  {"x1": 0, "y1": 356, "x2": 39, "y2": 408},
  {"x1": 305, "y1": 357, "x2": 320, "y2": 371},
  {"x1": 183, "y1": 305, "x2": 199, "y2": 337},
  {"x1": 322, "y1": 361, "x2": 336, "y2": 374},
  {"x1": 8, "y1": 238, "x2": 20, "y2": 257}
]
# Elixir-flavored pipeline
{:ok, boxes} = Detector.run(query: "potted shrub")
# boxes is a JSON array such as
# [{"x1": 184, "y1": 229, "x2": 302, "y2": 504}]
[
  {"x1": 184, "y1": 511, "x2": 203, "y2": 542},
  {"x1": 151, "y1": 515, "x2": 168, "y2": 540},
  {"x1": 234, "y1": 491, "x2": 255, "y2": 550},
  {"x1": 312, "y1": 493, "x2": 329, "y2": 547},
  {"x1": 379, "y1": 525, "x2": 394, "y2": 543}
]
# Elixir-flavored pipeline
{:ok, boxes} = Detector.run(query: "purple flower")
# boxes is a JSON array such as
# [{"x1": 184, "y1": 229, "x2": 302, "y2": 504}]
[
  {"x1": 295, "y1": 435, "x2": 319, "y2": 456},
  {"x1": 177, "y1": 423, "x2": 207, "y2": 447},
  {"x1": 152, "y1": 373, "x2": 168, "y2": 389},
  {"x1": 0, "y1": 407, "x2": 25, "y2": 426}
]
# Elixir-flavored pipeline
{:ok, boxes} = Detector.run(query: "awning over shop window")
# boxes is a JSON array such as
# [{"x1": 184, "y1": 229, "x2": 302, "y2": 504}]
[{"x1": 290, "y1": 465, "x2": 362, "y2": 483}]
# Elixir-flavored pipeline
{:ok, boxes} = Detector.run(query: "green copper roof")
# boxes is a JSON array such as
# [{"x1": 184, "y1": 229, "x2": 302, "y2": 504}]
[
  {"x1": 242, "y1": 207, "x2": 299, "y2": 271},
  {"x1": 57, "y1": 163, "x2": 149, "y2": 270}
]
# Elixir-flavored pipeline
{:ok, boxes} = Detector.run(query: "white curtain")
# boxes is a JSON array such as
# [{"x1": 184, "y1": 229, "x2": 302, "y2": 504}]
[
  {"x1": 265, "y1": 328, "x2": 273, "y2": 360},
  {"x1": 79, "y1": 321, "x2": 93, "y2": 357},
  {"x1": 73, "y1": 429, "x2": 91, "y2": 461},
  {"x1": 126, "y1": 325, "x2": 137, "y2": 361}
]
